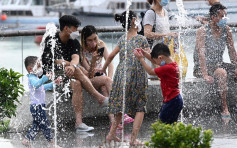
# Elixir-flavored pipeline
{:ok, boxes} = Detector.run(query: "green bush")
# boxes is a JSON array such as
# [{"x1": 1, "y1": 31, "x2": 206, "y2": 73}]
[
  {"x1": 0, "y1": 120, "x2": 10, "y2": 133},
  {"x1": 0, "y1": 68, "x2": 24, "y2": 121},
  {"x1": 145, "y1": 121, "x2": 213, "y2": 148}
]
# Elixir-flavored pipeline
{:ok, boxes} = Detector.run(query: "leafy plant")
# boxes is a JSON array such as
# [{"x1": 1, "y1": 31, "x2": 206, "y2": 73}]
[
  {"x1": 0, "y1": 120, "x2": 10, "y2": 133},
  {"x1": 145, "y1": 121, "x2": 213, "y2": 148},
  {"x1": 0, "y1": 68, "x2": 24, "y2": 122}
]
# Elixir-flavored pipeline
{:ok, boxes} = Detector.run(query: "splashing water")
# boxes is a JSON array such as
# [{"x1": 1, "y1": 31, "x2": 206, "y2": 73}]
[
  {"x1": 175, "y1": 0, "x2": 187, "y2": 122},
  {"x1": 121, "y1": 0, "x2": 133, "y2": 144},
  {"x1": 40, "y1": 23, "x2": 58, "y2": 147}
]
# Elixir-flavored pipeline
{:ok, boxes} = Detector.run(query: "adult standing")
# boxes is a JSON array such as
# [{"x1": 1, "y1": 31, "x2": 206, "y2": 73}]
[
  {"x1": 143, "y1": 0, "x2": 178, "y2": 47},
  {"x1": 143, "y1": 0, "x2": 178, "y2": 79},
  {"x1": 41, "y1": 15, "x2": 108, "y2": 132},
  {"x1": 195, "y1": 4, "x2": 237, "y2": 119}
]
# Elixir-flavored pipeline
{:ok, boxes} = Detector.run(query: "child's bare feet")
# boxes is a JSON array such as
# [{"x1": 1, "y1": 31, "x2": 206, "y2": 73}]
[
  {"x1": 22, "y1": 138, "x2": 32, "y2": 147},
  {"x1": 130, "y1": 139, "x2": 144, "y2": 146},
  {"x1": 106, "y1": 134, "x2": 121, "y2": 143}
]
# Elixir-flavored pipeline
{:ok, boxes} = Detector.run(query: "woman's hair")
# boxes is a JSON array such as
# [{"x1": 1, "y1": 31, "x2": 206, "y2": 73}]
[
  {"x1": 147, "y1": 0, "x2": 155, "y2": 5},
  {"x1": 114, "y1": 10, "x2": 137, "y2": 30},
  {"x1": 151, "y1": 43, "x2": 170, "y2": 59},
  {"x1": 80, "y1": 25, "x2": 98, "y2": 61}
]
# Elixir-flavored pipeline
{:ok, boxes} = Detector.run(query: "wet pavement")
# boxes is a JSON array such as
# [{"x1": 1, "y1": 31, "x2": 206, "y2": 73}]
[{"x1": 1, "y1": 112, "x2": 237, "y2": 148}]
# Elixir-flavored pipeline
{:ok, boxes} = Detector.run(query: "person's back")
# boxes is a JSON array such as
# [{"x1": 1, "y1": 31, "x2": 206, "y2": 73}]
[{"x1": 155, "y1": 62, "x2": 180, "y2": 102}]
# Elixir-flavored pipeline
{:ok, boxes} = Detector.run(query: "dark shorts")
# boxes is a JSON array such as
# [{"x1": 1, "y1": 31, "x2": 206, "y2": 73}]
[{"x1": 159, "y1": 94, "x2": 183, "y2": 124}]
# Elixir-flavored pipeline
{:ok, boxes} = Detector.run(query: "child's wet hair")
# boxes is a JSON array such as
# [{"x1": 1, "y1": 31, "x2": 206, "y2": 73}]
[
  {"x1": 114, "y1": 10, "x2": 137, "y2": 30},
  {"x1": 24, "y1": 56, "x2": 38, "y2": 69},
  {"x1": 151, "y1": 43, "x2": 171, "y2": 59},
  {"x1": 59, "y1": 15, "x2": 81, "y2": 31}
]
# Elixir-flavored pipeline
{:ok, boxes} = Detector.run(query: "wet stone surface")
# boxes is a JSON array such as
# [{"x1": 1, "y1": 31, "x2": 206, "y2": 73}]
[{"x1": 2, "y1": 112, "x2": 237, "y2": 148}]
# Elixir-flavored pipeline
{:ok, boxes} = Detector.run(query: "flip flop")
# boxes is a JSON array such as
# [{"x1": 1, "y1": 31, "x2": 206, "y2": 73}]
[
  {"x1": 124, "y1": 114, "x2": 134, "y2": 124},
  {"x1": 221, "y1": 114, "x2": 231, "y2": 118}
]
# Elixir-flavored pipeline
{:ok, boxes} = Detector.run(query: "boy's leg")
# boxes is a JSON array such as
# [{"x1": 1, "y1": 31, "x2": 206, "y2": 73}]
[
  {"x1": 159, "y1": 94, "x2": 183, "y2": 124},
  {"x1": 39, "y1": 104, "x2": 53, "y2": 142},
  {"x1": 73, "y1": 67, "x2": 107, "y2": 105},
  {"x1": 130, "y1": 112, "x2": 144, "y2": 146},
  {"x1": 25, "y1": 105, "x2": 41, "y2": 141}
]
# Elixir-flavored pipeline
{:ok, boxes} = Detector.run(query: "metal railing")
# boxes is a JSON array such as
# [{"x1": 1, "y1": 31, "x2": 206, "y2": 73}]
[
  {"x1": 0, "y1": 23, "x2": 237, "y2": 37},
  {"x1": 1, "y1": 24, "x2": 237, "y2": 83}
]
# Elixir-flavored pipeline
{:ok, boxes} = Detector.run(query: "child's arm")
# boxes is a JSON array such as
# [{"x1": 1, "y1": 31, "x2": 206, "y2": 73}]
[
  {"x1": 141, "y1": 48, "x2": 156, "y2": 65},
  {"x1": 28, "y1": 75, "x2": 49, "y2": 89},
  {"x1": 43, "y1": 82, "x2": 53, "y2": 91},
  {"x1": 134, "y1": 51, "x2": 156, "y2": 75},
  {"x1": 43, "y1": 77, "x2": 61, "y2": 91},
  {"x1": 101, "y1": 46, "x2": 120, "y2": 74}
]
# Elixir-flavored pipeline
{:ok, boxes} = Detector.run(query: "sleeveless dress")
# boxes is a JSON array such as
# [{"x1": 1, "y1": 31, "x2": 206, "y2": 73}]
[
  {"x1": 107, "y1": 34, "x2": 149, "y2": 116},
  {"x1": 193, "y1": 24, "x2": 235, "y2": 77}
]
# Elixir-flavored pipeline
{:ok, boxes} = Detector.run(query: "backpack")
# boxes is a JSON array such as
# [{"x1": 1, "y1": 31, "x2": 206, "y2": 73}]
[{"x1": 138, "y1": 9, "x2": 156, "y2": 48}]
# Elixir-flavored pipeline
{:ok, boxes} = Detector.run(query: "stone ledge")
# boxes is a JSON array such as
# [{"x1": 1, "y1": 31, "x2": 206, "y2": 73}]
[{"x1": 9, "y1": 78, "x2": 237, "y2": 132}]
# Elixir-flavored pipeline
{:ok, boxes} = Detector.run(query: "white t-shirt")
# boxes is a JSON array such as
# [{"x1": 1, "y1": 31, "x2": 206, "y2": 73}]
[{"x1": 143, "y1": 8, "x2": 170, "y2": 47}]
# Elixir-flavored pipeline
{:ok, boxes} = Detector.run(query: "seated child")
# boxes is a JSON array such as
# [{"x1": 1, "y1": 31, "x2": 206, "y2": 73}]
[
  {"x1": 22, "y1": 56, "x2": 61, "y2": 148},
  {"x1": 134, "y1": 43, "x2": 183, "y2": 124}
]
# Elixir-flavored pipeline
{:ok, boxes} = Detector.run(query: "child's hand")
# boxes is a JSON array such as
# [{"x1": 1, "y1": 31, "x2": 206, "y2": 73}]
[
  {"x1": 134, "y1": 50, "x2": 143, "y2": 60},
  {"x1": 46, "y1": 72, "x2": 52, "y2": 80},
  {"x1": 144, "y1": 47, "x2": 151, "y2": 53},
  {"x1": 54, "y1": 77, "x2": 62, "y2": 85}
]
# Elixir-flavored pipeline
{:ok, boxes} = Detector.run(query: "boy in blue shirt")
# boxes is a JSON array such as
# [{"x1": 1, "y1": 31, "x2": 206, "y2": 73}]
[{"x1": 22, "y1": 56, "x2": 61, "y2": 148}]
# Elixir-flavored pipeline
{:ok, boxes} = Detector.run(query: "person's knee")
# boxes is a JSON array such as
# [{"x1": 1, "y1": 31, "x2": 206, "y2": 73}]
[
  {"x1": 214, "y1": 68, "x2": 227, "y2": 78},
  {"x1": 105, "y1": 76, "x2": 112, "y2": 83}
]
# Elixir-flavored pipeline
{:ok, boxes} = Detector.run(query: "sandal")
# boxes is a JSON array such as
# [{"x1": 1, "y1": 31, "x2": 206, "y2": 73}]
[
  {"x1": 221, "y1": 113, "x2": 231, "y2": 124},
  {"x1": 124, "y1": 114, "x2": 134, "y2": 124}
]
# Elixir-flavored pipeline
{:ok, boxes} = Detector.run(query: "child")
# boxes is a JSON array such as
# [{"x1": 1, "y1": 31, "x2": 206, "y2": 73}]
[
  {"x1": 22, "y1": 56, "x2": 61, "y2": 148},
  {"x1": 134, "y1": 43, "x2": 183, "y2": 124},
  {"x1": 101, "y1": 10, "x2": 149, "y2": 146},
  {"x1": 80, "y1": 25, "x2": 134, "y2": 128}
]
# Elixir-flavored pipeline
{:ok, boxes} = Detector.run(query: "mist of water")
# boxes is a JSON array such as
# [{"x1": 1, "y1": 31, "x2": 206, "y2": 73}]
[
  {"x1": 121, "y1": 0, "x2": 133, "y2": 144},
  {"x1": 40, "y1": 23, "x2": 58, "y2": 147}
]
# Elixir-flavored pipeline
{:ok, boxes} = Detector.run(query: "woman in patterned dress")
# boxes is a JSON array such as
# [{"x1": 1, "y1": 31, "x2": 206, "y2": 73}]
[{"x1": 101, "y1": 11, "x2": 149, "y2": 146}]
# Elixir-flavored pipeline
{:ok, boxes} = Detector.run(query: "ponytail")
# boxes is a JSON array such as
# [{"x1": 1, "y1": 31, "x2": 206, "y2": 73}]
[{"x1": 114, "y1": 11, "x2": 137, "y2": 30}]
